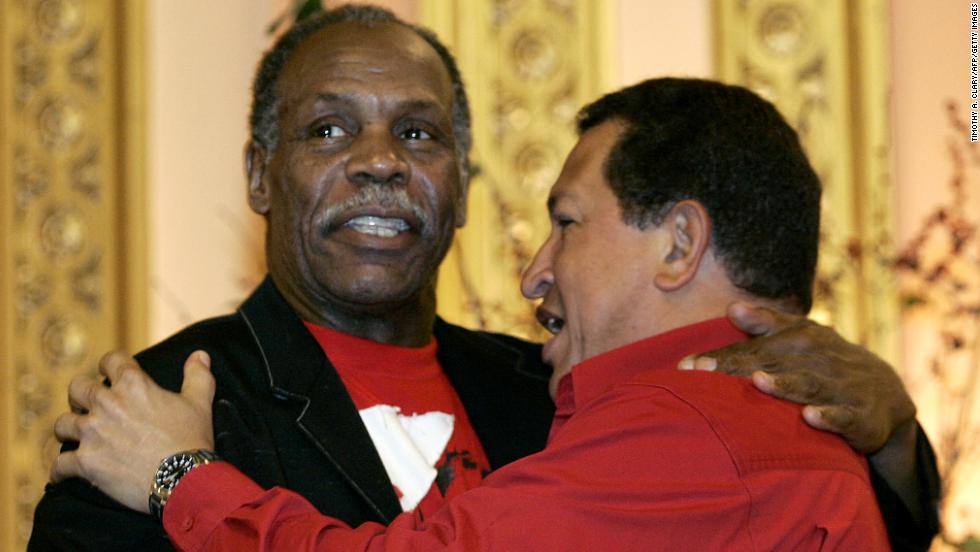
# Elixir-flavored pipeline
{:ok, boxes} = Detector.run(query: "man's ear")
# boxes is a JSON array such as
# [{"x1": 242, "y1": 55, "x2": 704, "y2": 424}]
[
  {"x1": 245, "y1": 141, "x2": 271, "y2": 215},
  {"x1": 454, "y1": 166, "x2": 471, "y2": 227},
  {"x1": 654, "y1": 200, "x2": 711, "y2": 291}
]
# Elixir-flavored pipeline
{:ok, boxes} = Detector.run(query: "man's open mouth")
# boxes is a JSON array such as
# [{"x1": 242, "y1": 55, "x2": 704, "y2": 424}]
[{"x1": 343, "y1": 215, "x2": 411, "y2": 238}]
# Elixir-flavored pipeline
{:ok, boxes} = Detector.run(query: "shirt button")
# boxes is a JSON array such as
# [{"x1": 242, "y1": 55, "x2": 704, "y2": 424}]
[{"x1": 181, "y1": 516, "x2": 194, "y2": 531}]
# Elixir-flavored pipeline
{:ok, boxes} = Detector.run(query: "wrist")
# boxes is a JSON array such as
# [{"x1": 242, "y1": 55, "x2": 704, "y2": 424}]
[
  {"x1": 871, "y1": 417, "x2": 917, "y2": 461},
  {"x1": 868, "y1": 418, "x2": 925, "y2": 523},
  {"x1": 149, "y1": 449, "x2": 221, "y2": 520}
]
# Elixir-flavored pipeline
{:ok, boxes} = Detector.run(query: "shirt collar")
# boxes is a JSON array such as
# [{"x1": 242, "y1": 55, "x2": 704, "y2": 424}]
[
  {"x1": 302, "y1": 321, "x2": 439, "y2": 377},
  {"x1": 565, "y1": 317, "x2": 749, "y2": 407}
]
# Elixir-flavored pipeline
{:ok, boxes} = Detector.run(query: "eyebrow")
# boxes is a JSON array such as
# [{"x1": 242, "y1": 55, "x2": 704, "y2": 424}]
[
  {"x1": 547, "y1": 193, "x2": 568, "y2": 215},
  {"x1": 393, "y1": 99, "x2": 448, "y2": 115},
  {"x1": 312, "y1": 92, "x2": 357, "y2": 107},
  {"x1": 312, "y1": 93, "x2": 448, "y2": 117}
]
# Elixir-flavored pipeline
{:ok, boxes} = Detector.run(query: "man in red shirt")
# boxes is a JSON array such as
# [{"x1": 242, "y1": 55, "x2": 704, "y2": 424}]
[{"x1": 50, "y1": 78, "x2": 892, "y2": 550}]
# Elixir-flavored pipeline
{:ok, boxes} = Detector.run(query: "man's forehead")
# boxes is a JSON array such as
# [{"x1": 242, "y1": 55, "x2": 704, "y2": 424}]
[
  {"x1": 277, "y1": 22, "x2": 453, "y2": 111},
  {"x1": 312, "y1": 92, "x2": 445, "y2": 112},
  {"x1": 289, "y1": 23, "x2": 447, "y2": 82},
  {"x1": 545, "y1": 122, "x2": 624, "y2": 210},
  {"x1": 544, "y1": 176, "x2": 587, "y2": 216}
]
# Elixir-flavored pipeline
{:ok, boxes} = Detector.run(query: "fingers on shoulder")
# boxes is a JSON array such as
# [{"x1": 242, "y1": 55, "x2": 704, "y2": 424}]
[
  {"x1": 803, "y1": 404, "x2": 855, "y2": 433},
  {"x1": 54, "y1": 406, "x2": 110, "y2": 444},
  {"x1": 728, "y1": 302, "x2": 805, "y2": 336},
  {"x1": 803, "y1": 405, "x2": 882, "y2": 452},
  {"x1": 760, "y1": 365, "x2": 850, "y2": 405},
  {"x1": 50, "y1": 413, "x2": 101, "y2": 482},
  {"x1": 98, "y1": 350, "x2": 144, "y2": 384},
  {"x1": 68, "y1": 370, "x2": 147, "y2": 419},
  {"x1": 727, "y1": 302, "x2": 778, "y2": 335},
  {"x1": 67, "y1": 377, "x2": 107, "y2": 412},
  {"x1": 182, "y1": 351, "x2": 215, "y2": 392},
  {"x1": 713, "y1": 348, "x2": 793, "y2": 378},
  {"x1": 53, "y1": 412, "x2": 84, "y2": 442}
]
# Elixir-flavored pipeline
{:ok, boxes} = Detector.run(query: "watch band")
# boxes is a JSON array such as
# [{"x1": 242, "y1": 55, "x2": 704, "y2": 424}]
[{"x1": 149, "y1": 449, "x2": 220, "y2": 520}]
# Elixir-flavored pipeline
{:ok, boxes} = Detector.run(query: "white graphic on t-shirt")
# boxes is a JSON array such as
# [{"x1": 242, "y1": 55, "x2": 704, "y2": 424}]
[{"x1": 357, "y1": 404, "x2": 455, "y2": 511}]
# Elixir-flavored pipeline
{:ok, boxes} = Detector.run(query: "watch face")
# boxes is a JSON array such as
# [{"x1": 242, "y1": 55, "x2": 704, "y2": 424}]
[
  {"x1": 151, "y1": 449, "x2": 219, "y2": 520},
  {"x1": 155, "y1": 453, "x2": 196, "y2": 491}
]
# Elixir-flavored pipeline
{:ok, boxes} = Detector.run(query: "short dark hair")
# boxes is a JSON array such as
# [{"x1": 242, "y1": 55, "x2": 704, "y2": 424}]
[
  {"x1": 577, "y1": 78, "x2": 821, "y2": 313},
  {"x1": 249, "y1": 4, "x2": 471, "y2": 176}
]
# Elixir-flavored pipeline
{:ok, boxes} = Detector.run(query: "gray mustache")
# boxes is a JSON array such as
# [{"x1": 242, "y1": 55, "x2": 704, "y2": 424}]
[{"x1": 316, "y1": 184, "x2": 430, "y2": 235}]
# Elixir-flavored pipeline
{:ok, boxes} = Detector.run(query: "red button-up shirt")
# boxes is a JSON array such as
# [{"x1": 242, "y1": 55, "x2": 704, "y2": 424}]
[{"x1": 164, "y1": 318, "x2": 889, "y2": 551}]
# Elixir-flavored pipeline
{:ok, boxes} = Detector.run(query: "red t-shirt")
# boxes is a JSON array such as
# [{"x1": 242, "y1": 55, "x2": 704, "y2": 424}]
[{"x1": 303, "y1": 322, "x2": 490, "y2": 519}]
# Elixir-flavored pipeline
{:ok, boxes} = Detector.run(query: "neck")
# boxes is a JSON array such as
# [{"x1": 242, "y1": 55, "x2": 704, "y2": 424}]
[
  {"x1": 654, "y1": 253, "x2": 780, "y2": 336},
  {"x1": 271, "y1": 273, "x2": 437, "y2": 347}
]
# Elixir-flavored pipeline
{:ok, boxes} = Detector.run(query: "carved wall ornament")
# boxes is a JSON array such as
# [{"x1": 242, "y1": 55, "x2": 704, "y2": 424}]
[
  {"x1": 40, "y1": 316, "x2": 89, "y2": 368},
  {"x1": 15, "y1": 361, "x2": 53, "y2": 436},
  {"x1": 757, "y1": 3, "x2": 808, "y2": 57},
  {"x1": 37, "y1": 97, "x2": 85, "y2": 149},
  {"x1": 1, "y1": 0, "x2": 147, "y2": 547},
  {"x1": 548, "y1": 83, "x2": 578, "y2": 123},
  {"x1": 71, "y1": 253, "x2": 103, "y2": 312},
  {"x1": 40, "y1": 207, "x2": 87, "y2": 259},
  {"x1": 71, "y1": 146, "x2": 101, "y2": 199},
  {"x1": 717, "y1": 0, "x2": 898, "y2": 365},
  {"x1": 514, "y1": 142, "x2": 560, "y2": 194},
  {"x1": 34, "y1": 0, "x2": 84, "y2": 41},
  {"x1": 422, "y1": 0, "x2": 610, "y2": 339},
  {"x1": 14, "y1": 39, "x2": 46, "y2": 108},
  {"x1": 511, "y1": 29, "x2": 559, "y2": 81},
  {"x1": 15, "y1": 474, "x2": 40, "y2": 549},
  {"x1": 69, "y1": 35, "x2": 101, "y2": 92},
  {"x1": 14, "y1": 256, "x2": 51, "y2": 322},
  {"x1": 14, "y1": 146, "x2": 50, "y2": 218}
]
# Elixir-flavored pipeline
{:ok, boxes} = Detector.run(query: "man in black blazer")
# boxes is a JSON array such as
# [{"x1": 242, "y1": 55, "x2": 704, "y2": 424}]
[{"x1": 30, "y1": 5, "x2": 939, "y2": 551}]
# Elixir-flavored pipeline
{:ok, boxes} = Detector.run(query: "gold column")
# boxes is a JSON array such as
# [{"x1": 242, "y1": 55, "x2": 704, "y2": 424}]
[
  {"x1": 0, "y1": 1, "x2": 146, "y2": 548},
  {"x1": 716, "y1": 0, "x2": 899, "y2": 364},
  {"x1": 422, "y1": 0, "x2": 611, "y2": 339}
]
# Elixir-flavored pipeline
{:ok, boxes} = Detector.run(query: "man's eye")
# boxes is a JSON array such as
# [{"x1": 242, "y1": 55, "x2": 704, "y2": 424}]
[
  {"x1": 555, "y1": 216, "x2": 574, "y2": 228},
  {"x1": 311, "y1": 124, "x2": 348, "y2": 139},
  {"x1": 400, "y1": 127, "x2": 432, "y2": 140}
]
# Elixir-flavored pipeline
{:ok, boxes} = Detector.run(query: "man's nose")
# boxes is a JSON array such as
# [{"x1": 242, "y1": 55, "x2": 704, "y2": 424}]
[
  {"x1": 345, "y1": 128, "x2": 410, "y2": 186},
  {"x1": 521, "y1": 239, "x2": 555, "y2": 299}
]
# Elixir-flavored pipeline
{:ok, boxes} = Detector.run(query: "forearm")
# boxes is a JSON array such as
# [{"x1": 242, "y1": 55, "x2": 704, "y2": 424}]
[
  {"x1": 164, "y1": 463, "x2": 431, "y2": 552},
  {"x1": 868, "y1": 420, "x2": 941, "y2": 551},
  {"x1": 869, "y1": 419, "x2": 921, "y2": 519}
]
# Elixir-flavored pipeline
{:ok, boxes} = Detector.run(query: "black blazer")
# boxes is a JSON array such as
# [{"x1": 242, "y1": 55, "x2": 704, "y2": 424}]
[
  {"x1": 29, "y1": 278, "x2": 554, "y2": 550},
  {"x1": 29, "y1": 278, "x2": 939, "y2": 551}
]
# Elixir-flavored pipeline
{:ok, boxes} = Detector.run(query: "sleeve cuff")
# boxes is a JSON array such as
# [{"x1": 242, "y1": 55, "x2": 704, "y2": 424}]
[{"x1": 162, "y1": 461, "x2": 266, "y2": 551}]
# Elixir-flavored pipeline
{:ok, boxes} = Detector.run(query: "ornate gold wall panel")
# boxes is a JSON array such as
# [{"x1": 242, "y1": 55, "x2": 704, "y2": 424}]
[
  {"x1": 716, "y1": 0, "x2": 899, "y2": 364},
  {"x1": 422, "y1": 0, "x2": 610, "y2": 339},
  {"x1": 0, "y1": 1, "x2": 146, "y2": 548}
]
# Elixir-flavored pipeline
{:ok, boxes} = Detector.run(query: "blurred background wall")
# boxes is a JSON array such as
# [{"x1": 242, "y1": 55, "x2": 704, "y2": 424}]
[{"x1": 1, "y1": 1, "x2": 977, "y2": 549}]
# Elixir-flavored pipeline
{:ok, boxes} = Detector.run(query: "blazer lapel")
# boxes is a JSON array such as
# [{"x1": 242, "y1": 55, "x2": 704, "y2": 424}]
[{"x1": 238, "y1": 278, "x2": 403, "y2": 523}]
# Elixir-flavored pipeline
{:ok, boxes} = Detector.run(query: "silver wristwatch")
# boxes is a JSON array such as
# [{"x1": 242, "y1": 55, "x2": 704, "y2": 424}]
[{"x1": 149, "y1": 449, "x2": 220, "y2": 520}]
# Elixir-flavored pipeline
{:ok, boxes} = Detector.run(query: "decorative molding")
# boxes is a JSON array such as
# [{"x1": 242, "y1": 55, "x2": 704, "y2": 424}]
[
  {"x1": 0, "y1": 0, "x2": 146, "y2": 548},
  {"x1": 422, "y1": 0, "x2": 611, "y2": 340},
  {"x1": 715, "y1": 0, "x2": 899, "y2": 365}
]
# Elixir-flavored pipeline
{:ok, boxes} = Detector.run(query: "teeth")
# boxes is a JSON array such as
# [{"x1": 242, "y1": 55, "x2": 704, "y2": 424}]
[
  {"x1": 345, "y1": 216, "x2": 410, "y2": 238},
  {"x1": 544, "y1": 317, "x2": 564, "y2": 335}
]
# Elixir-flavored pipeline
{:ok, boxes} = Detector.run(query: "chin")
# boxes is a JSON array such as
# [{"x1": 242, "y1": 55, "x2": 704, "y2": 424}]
[
  {"x1": 337, "y1": 283, "x2": 416, "y2": 306},
  {"x1": 327, "y1": 272, "x2": 429, "y2": 308}
]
